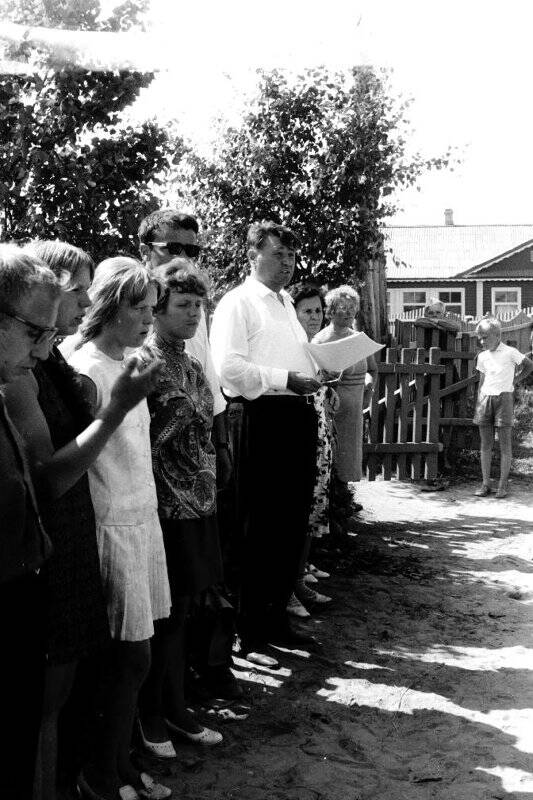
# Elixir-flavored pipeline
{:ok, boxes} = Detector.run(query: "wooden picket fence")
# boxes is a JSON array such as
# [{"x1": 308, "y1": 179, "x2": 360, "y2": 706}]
[
  {"x1": 363, "y1": 330, "x2": 480, "y2": 481},
  {"x1": 390, "y1": 307, "x2": 533, "y2": 355}
]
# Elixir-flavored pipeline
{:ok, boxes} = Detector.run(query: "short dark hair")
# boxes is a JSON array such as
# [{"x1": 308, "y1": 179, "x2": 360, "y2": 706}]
[
  {"x1": 247, "y1": 220, "x2": 300, "y2": 252},
  {"x1": 138, "y1": 210, "x2": 199, "y2": 245},
  {"x1": 25, "y1": 240, "x2": 95, "y2": 285},
  {"x1": 287, "y1": 281, "x2": 324, "y2": 311},
  {"x1": 155, "y1": 258, "x2": 208, "y2": 314},
  {"x1": 0, "y1": 244, "x2": 59, "y2": 315}
]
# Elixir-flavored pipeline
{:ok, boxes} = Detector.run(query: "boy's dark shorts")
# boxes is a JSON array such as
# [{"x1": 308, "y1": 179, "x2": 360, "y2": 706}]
[{"x1": 473, "y1": 391, "x2": 514, "y2": 427}]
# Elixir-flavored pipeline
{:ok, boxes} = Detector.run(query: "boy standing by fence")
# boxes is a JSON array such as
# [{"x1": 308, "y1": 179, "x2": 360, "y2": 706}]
[{"x1": 473, "y1": 317, "x2": 533, "y2": 498}]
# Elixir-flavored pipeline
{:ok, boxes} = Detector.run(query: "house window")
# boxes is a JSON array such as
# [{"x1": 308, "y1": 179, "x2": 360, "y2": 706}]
[
  {"x1": 437, "y1": 290, "x2": 463, "y2": 315},
  {"x1": 491, "y1": 287, "x2": 521, "y2": 316},
  {"x1": 402, "y1": 290, "x2": 426, "y2": 313}
]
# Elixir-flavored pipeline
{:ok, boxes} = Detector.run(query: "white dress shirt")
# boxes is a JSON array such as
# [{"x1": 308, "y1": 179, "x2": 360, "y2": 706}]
[
  {"x1": 185, "y1": 307, "x2": 227, "y2": 416},
  {"x1": 210, "y1": 275, "x2": 316, "y2": 400}
]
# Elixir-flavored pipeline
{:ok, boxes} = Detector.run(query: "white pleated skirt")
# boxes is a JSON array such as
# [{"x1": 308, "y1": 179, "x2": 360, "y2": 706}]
[{"x1": 96, "y1": 509, "x2": 171, "y2": 641}]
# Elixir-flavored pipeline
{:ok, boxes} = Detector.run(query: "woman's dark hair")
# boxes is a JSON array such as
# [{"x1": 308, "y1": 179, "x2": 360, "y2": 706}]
[
  {"x1": 155, "y1": 259, "x2": 208, "y2": 314},
  {"x1": 25, "y1": 240, "x2": 95, "y2": 286},
  {"x1": 287, "y1": 281, "x2": 325, "y2": 312}
]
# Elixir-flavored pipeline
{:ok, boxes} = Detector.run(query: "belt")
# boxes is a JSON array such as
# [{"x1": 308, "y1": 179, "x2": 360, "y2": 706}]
[{"x1": 241, "y1": 394, "x2": 316, "y2": 405}]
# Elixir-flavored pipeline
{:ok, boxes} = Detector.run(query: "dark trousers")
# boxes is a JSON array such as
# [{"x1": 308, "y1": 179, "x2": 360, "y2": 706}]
[
  {"x1": 0, "y1": 572, "x2": 46, "y2": 799},
  {"x1": 237, "y1": 396, "x2": 318, "y2": 646}
]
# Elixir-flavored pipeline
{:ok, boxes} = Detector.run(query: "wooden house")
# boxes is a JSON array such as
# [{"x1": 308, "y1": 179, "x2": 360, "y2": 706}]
[{"x1": 384, "y1": 211, "x2": 533, "y2": 319}]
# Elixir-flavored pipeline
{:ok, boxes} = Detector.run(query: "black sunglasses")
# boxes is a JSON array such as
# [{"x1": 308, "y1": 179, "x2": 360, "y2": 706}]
[{"x1": 149, "y1": 241, "x2": 202, "y2": 259}]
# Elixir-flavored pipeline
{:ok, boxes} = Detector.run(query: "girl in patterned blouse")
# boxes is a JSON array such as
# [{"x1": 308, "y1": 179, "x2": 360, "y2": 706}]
[{"x1": 138, "y1": 261, "x2": 223, "y2": 752}]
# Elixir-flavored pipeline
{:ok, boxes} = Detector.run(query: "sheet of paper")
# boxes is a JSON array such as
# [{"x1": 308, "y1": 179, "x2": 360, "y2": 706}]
[{"x1": 305, "y1": 332, "x2": 384, "y2": 372}]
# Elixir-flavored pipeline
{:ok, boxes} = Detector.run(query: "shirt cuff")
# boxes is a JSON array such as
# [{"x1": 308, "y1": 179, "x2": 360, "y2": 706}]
[{"x1": 270, "y1": 368, "x2": 288, "y2": 390}]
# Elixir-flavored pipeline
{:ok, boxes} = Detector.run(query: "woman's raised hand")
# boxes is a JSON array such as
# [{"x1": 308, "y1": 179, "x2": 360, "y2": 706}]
[{"x1": 110, "y1": 356, "x2": 164, "y2": 413}]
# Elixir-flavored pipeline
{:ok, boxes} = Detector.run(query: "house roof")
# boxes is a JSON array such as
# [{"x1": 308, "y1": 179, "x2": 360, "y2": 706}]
[
  {"x1": 384, "y1": 225, "x2": 533, "y2": 281},
  {"x1": 457, "y1": 238, "x2": 533, "y2": 277}
]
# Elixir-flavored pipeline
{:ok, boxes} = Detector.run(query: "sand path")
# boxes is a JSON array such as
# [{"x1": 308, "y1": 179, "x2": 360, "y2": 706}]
[{"x1": 147, "y1": 477, "x2": 533, "y2": 800}]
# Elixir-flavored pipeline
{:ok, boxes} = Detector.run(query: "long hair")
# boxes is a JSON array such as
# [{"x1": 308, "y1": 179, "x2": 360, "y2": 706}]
[
  {"x1": 24, "y1": 240, "x2": 95, "y2": 288},
  {"x1": 78, "y1": 257, "x2": 157, "y2": 347}
]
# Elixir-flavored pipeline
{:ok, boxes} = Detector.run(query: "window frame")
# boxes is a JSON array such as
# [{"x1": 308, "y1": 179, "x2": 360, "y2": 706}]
[
  {"x1": 491, "y1": 286, "x2": 521, "y2": 316},
  {"x1": 435, "y1": 288, "x2": 465, "y2": 316},
  {"x1": 400, "y1": 287, "x2": 465, "y2": 316},
  {"x1": 401, "y1": 288, "x2": 427, "y2": 314}
]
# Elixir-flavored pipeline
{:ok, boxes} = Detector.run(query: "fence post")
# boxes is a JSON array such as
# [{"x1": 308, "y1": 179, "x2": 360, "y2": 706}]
[
  {"x1": 367, "y1": 364, "x2": 381, "y2": 481},
  {"x1": 397, "y1": 348, "x2": 414, "y2": 480},
  {"x1": 383, "y1": 347, "x2": 398, "y2": 480},
  {"x1": 426, "y1": 347, "x2": 441, "y2": 480},
  {"x1": 412, "y1": 348, "x2": 426, "y2": 480}
]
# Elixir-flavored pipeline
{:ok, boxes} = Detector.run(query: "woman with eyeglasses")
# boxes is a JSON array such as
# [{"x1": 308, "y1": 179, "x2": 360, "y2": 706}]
[
  {"x1": 65, "y1": 258, "x2": 172, "y2": 800},
  {"x1": 5, "y1": 243, "x2": 166, "y2": 800},
  {"x1": 312, "y1": 285, "x2": 377, "y2": 517}
]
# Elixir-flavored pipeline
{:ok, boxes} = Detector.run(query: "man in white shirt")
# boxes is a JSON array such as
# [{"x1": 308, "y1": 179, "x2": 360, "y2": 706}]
[
  {"x1": 210, "y1": 220, "x2": 321, "y2": 657},
  {"x1": 473, "y1": 317, "x2": 532, "y2": 498}
]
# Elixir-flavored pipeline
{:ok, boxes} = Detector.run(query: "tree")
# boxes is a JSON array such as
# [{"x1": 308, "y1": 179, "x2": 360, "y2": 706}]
[
  {"x1": 175, "y1": 67, "x2": 453, "y2": 338},
  {"x1": 0, "y1": 0, "x2": 176, "y2": 261}
]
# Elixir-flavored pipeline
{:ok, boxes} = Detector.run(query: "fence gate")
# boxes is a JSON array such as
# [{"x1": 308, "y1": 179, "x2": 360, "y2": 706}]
[
  {"x1": 363, "y1": 346, "x2": 444, "y2": 481},
  {"x1": 364, "y1": 335, "x2": 481, "y2": 481}
]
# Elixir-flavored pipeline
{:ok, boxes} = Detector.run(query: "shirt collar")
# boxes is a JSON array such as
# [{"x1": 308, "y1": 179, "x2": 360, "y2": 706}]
[{"x1": 244, "y1": 275, "x2": 293, "y2": 303}]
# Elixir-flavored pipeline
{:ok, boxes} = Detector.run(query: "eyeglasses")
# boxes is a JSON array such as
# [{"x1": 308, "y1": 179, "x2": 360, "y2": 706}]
[
  {"x1": 0, "y1": 309, "x2": 58, "y2": 345},
  {"x1": 149, "y1": 242, "x2": 202, "y2": 259}
]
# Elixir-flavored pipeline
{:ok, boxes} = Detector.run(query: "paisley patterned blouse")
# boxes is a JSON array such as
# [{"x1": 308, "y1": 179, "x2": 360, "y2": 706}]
[{"x1": 140, "y1": 335, "x2": 217, "y2": 521}]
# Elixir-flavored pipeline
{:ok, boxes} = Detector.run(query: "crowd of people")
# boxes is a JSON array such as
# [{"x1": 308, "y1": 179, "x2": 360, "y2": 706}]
[
  {"x1": 2, "y1": 210, "x2": 532, "y2": 800},
  {"x1": 1, "y1": 213, "x2": 373, "y2": 800}
]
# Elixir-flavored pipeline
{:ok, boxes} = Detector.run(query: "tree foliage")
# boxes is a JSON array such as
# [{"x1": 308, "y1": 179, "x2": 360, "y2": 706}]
[
  {"x1": 175, "y1": 67, "x2": 453, "y2": 296},
  {"x1": 0, "y1": 0, "x2": 174, "y2": 260}
]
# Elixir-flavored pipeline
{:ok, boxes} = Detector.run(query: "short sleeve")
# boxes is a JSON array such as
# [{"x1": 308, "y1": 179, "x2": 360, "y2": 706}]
[
  {"x1": 68, "y1": 352, "x2": 104, "y2": 410},
  {"x1": 476, "y1": 352, "x2": 486, "y2": 374},
  {"x1": 511, "y1": 347, "x2": 525, "y2": 365}
]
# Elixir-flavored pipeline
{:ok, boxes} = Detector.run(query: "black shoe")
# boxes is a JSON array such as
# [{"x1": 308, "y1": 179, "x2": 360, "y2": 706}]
[
  {"x1": 267, "y1": 624, "x2": 319, "y2": 650},
  {"x1": 203, "y1": 666, "x2": 243, "y2": 700}
]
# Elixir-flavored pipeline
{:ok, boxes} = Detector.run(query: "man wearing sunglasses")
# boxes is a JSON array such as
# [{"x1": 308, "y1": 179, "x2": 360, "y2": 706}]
[
  {"x1": 138, "y1": 210, "x2": 239, "y2": 700},
  {"x1": 138, "y1": 211, "x2": 228, "y2": 463},
  {"x1": 0, "y1": 244, "x2": 62, "y2": 799}
]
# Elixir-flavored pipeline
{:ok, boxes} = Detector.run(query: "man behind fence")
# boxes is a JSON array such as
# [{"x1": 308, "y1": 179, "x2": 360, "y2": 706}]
[{"x1": 473, "y1": 317, "x2": 532, "y2": 498}]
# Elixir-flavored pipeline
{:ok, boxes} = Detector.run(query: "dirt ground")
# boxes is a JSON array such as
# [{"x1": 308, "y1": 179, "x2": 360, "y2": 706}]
[{"x1": 144, "y1": 473, "x2": 533, "y2": 800}]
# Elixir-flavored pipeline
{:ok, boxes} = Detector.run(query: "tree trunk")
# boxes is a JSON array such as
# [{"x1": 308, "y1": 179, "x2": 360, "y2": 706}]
[
  {"x1": 374, "y1": 252, "x2": 388, "y2": 343},
  {"x1": 358, "y1": 259, "x2": 378, "y2": 340}
]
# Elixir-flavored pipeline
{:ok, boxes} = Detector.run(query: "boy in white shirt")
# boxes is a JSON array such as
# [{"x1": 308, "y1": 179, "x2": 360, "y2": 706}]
[{"x1": 473, "y1": 317, "x2": 532, "y2": 497}]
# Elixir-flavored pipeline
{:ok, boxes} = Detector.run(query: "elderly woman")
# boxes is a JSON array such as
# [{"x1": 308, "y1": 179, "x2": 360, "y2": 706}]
[
  {"x1": 286, "y1": 282, "x2": 335, "y2": 616},
  {"x1": 137, "y1": 260, "x2": 223, "y2": 753},
  {"x1": 66, "y1": 257, "x2": 171, "y2": 800},
  {"x1": 5, "y1": 242, "x2": 166, "y2": 800},
  {"x1": 313, "y1": 285, "x2": 376, "y2": 514}
]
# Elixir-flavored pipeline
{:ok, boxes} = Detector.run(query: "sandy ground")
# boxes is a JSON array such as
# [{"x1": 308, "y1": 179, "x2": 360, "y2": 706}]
[{"x1": 143, "y1": 476, "x2": 533, "y2": 800}]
